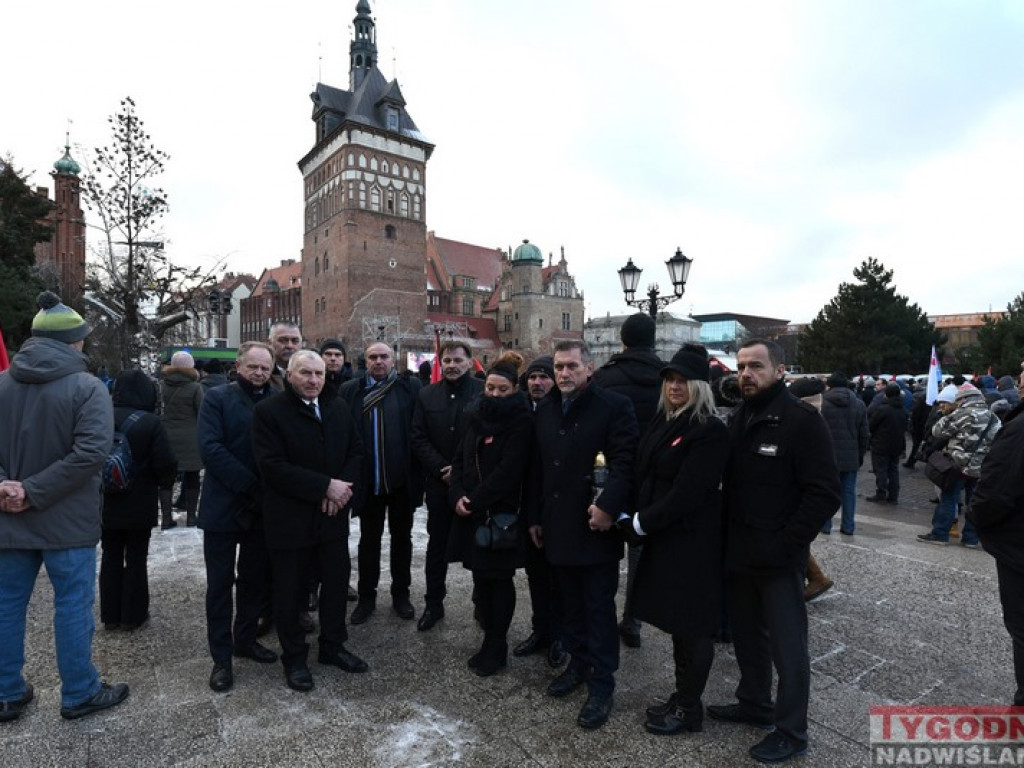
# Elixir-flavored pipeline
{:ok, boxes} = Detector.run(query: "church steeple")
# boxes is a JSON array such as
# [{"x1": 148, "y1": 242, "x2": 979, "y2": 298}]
[{"x1": 350, "y1": 0, "x2": 377, "y2": 90}]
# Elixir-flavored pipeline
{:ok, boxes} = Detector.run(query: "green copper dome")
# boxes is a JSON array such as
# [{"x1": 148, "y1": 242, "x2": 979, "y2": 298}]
[
  {"x1": 512, "y1": 239, "x2": 543, "y2": 264},
  {"x1": 53, "y1": 146, "x2": 81, "y2": 176}
]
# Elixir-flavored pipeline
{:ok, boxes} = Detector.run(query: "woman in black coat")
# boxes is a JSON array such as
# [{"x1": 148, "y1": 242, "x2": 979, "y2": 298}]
[
  {"x1": 448, "y1": 353, "x2": 532, "y2": 676},
  {"x1": 100, "y1": 369, "x2": 177, "y2": 631},
  {"x1": 623, "y1": 344, "x2": 730, "y2": 735}
]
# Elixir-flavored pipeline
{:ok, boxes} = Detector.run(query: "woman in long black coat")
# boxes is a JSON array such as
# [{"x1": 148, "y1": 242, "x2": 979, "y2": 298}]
[
  {"x1": 448, "y1": 353, "x2": 532, "y2": 676},
  {"x1": 100, "y1": 369, "x2": 177, "y2": 630},
  {"x1": 625, "y1": 344, "x2": 729, "y2": 735}
]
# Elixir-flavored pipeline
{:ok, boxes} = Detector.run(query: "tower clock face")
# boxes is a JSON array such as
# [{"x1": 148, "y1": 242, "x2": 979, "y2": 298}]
[{"x1": 388, "y1": 258, "x2": 397, "y2": 269}]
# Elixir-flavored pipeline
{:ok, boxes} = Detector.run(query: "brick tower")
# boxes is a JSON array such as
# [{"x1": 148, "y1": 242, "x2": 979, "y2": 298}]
[
  {"x1": 33, "y1": 143, "x2": 86, "y2": 308},
  {"x1": 298, "y1": 0, "x2": 434, "y2": 359}
]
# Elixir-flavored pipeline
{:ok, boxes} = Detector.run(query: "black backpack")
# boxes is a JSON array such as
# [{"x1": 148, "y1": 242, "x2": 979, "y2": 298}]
[{"x1": 102, "y1": 411, "x2": 144, "y2": 494}]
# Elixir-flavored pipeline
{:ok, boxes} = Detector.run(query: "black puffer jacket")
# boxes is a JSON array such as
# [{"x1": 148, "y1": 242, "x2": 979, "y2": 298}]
[
  {"x1": 971, "y1": 404, "x2": 1024, "y2": 572},
  {"x1": 593, "y1": 348, "x2": 663, "y2": 432},
  {"x1": 103, "y1": 370, "x2": 177, "y2": 530},
  {"x1": 821, "y1": 385, "x2": 869, "y2": 471},
  {"x1": 868, "y1": 394, "x2": 908, "y2": 455}
]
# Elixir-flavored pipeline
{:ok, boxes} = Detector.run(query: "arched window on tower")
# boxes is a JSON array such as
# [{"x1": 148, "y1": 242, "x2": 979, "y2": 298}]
[
  {"x1": 385, "y1": 225, "x2": 396, "y2": 240},
  {"x1": 413, "y1": 195, "x2": 421, "y2": 220},
  {"x1": 370, "y1": 157, "x2": 379, "y2": 172},
  {"x1": 370, "y1": 187, "x2": 381, "y2": 211},
  {"x1": 386, "y1": 189, "x2": 395, "y2": 213},
  {"x1": 400, "y1": 194, "x2": 409, "y2": 218},
  {"x1": 359, "y1": 183, "x2": 367, "y2": 208},
  {"x1": 323, "y1": 252, "x2": 329, "y2": 272},
  {"x1": 315, "y1": 257, "x2": 320, "y2": 276}
]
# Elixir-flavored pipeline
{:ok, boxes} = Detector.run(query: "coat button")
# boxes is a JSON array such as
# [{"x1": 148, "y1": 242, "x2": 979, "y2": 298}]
[
  {"x1": 559, "y1": 429, "x2": 566, "y2": 436},
  {"x1": 553, "y1": 460, "x2": 560, "y2": 467}
]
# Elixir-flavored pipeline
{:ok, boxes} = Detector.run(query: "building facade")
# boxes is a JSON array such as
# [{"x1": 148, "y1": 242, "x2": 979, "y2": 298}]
[
  {"x1": 239, "y1": 260, "x2": 302, "y2": 343},
  {"x1": 32, "y1": 145, "x2": 86, "y2": 308},
  {"x1": 584, "y1": 312, "x2": 701, "y2": 367}
]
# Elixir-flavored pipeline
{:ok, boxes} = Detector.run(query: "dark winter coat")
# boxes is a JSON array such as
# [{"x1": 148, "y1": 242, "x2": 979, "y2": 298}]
[
  {"x1": 723, "y1": 381, "x2": 841, "y2": 575},
  {"x1": 103, "y1": 370, "x2": 177, "y2": 530},
  {"x1": 868, "y1": 394, "x2": 908, "y2": 455},
  {"x1": 447, "y1": 392, "x2": 532, "y2": 571},
  {"x1": 320, "y1": 368, "x2": 353, "y2": 406},
  {"x1": 592, "y1": 348, "x2": 663, "y2": 433},
  {"x1": 252, "y1": 388, "x2": 364, "y2": 550},
  {"x1": 337, "y1": 373, "x2": 423, "y2": 510},
  {"x1": 970, "y1": 404, "x2": 1024, "y2": 572},
  {"x1": 411, "y1": 374, "x2": 484, "y2": 492},
  {"x1": 160, "y1": 366, "x2": 204, "y2": 471},
  {"x1": 631, "y1": 409, "x2": 729, "y2": 637},
  {"x1": 197, "y1": 380, "x2": 277, "y2": 532},
  {"x1": 821, "y1": 385, "x2": 869, "y2": 471},
  {"x1": 528, "y1": 383, "x2": 638, "y2": 567}
]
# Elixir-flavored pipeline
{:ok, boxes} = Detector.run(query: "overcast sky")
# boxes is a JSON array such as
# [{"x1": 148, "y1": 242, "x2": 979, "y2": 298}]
[{"x1": 4, "y1": 0, "x2": 1023, "y2": 324}]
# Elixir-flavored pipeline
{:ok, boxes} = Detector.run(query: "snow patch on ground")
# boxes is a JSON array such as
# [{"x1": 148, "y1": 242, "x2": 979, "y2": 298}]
[{"x1": 373, "y1": 702, "x2": 477, "y2": 767}]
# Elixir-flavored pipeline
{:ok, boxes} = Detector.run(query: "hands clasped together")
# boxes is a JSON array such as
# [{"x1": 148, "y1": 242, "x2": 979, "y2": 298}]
[
  {"x1": 321, "y1": 478, "x2": 354, "y2": 517},
  {"x1": 0, "y1": 480, "x2": 29, "y2": 514}
]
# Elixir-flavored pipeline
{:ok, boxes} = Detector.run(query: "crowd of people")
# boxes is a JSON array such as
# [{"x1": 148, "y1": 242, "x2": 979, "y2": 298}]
[{"x1": 2, "y1": 291, "x2": 1024, "y2": 765}]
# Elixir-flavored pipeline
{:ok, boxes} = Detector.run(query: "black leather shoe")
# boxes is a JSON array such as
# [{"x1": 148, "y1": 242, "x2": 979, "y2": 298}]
[
  {"x1": 513, "y1": 632, "x2": 549, "y2": 657},
  {"x1": 209, "y1": 663, "x2": 233, "y2": 692},
  {"x1": 393, "y1": 596, "x2": 415, "y2": 620},
  {"x1": 618, "y1": 620, "x2": 642, "y2": 648},
  {"x1": 285, "y1": 666, "x2": 314, "y2": 692},
  {"x1": 234, "y1": 641, "x2": 278, "y2": 664},
  {"x1": 578, "y1": 694, "x2": 613, "y2": 730},
  {"x1": 318, "y1": 646, "x2": 368, "y2": 673},
  {"x1": 60, "y1": 682, "x2": 130, "y2": 720},
  {"x1": 299, "y1": 611, "x2": 316, "y2": 634},
  {"x1": 645, "y1": 702, "x2": 704, "y2": 735},
  {"x1": 646, "y1": 692, "x2": 679, "y2": 719},
  {"x1": 350, "y1": 600, "x2": 375, "y2": 625},
  {"x1": 417, "y1": 606, "x2": 444, "y2": 632},
  {"x1": 546, "y1": 667, "x2": 587, "y2": 698},
  {"x1": 256, "y1": 616, "x2": 274, "y2": 638},
  {"x1": 0, "y1": 684, "x2": 33, "y2": 723},
  {"x1": 547, "y1": 639, "x2": 569, "y2": 668},
  {"x1": 749, "y1": 731, "x2": 807, "y2": 763},
  {"x1": 707, "y1": 703, "x2": 774, "y2": 728}
]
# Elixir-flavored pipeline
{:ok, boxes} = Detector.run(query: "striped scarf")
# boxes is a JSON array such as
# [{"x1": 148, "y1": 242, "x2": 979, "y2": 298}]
[{"x1": 362, "y1": 370, "x2": 400, "y2": 494}]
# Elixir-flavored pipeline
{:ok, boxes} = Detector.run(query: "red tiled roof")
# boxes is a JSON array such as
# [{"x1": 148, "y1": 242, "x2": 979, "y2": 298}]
[
  {"x1": 427, "y1": 232, "x2": 502, "y2": 290},
  {"x1": 251, "y1": 261, "x2": 301, "y2": 296}
]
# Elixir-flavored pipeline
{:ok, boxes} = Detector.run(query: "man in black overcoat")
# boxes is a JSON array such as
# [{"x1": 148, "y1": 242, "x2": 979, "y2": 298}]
[
  {"x1": 528, "y1": 340, "x2": 638, "y2": 730},
  {"x1": 410, "y1": 340, "x2": 482, "y2": 630},
  {"x1": 708, "y1": 339, "x2": 840, "y2": 764},
  {"x1": 252, "y1": 350, "x2": 367, "y2": 692}
]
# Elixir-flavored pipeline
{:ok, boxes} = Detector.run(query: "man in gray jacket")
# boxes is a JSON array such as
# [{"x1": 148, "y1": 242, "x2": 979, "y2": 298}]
[{"x1": 0, "y1": 292, "x2": 129, "y2": 723}]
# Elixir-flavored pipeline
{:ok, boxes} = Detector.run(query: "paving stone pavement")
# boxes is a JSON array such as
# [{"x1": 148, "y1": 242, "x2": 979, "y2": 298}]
[{"x1": 1, "y1": 462, "x2": 1012, "y2": 767}]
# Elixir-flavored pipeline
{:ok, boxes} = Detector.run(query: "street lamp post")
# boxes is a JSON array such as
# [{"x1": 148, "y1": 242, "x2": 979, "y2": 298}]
[{"x1": 618, "y1": 247, "x2": 693, "y2": 319}]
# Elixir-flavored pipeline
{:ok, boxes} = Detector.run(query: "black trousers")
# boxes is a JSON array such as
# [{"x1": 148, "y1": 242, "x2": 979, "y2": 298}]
[
  {"x1": 871, "y1": 451, "x2": 901, "y2": 501},
  {"x1": 356, "y1": 488, "x2": 414, "y2": 601},
  {"x1": 554, "y1": 561, "x2": 619, "y2": 698},
  {"x1": 523, "y1": 542, "x2": 560, "y2": 639},
  {"x1": 728, "y1": 567, "x2": 810, "y2": 747},
  {"x1": 996, "y1": 560, "x2": 1024, "y2": 706},
  {"x1": 99, "y1": 528, "x2": 152, "y2": 626},
  {"x1": 473, "y1": 570, "x2": 516, "y2": 649},
  {"x1": 423, "y1": 486, "x2": 453, "y2": 609},
  {"x1": 271, "y1": 539, "x2": 350, "y2": 670},
  {"x1": 203, "y1": 529, "x2": 270, "y2": 664},
  {"x1": 672, "y1": 633, "x2": 715, "y2": 708}
]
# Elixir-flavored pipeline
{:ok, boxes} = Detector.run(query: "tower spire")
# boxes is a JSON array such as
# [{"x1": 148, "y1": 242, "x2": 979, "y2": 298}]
[{"x1": 350, "y1": 0, "x2": 377, "y2": 90}]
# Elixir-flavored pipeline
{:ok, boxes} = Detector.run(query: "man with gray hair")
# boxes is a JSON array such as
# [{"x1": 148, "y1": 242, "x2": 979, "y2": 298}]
[
  {"x1": 253, "y1": 350, "x2": 367, "y2": 692},
  {"x1": 0, "y1": 292, "x2": 129, "y2": 722}
]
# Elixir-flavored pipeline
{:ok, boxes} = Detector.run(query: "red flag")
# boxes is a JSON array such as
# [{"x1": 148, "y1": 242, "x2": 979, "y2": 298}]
[
  {"x1": 0, "y1": 318, "x2": 10, "y2": 373},
  {"x1": 430, "y1": 328, "x2": 442, "y2": 383}
]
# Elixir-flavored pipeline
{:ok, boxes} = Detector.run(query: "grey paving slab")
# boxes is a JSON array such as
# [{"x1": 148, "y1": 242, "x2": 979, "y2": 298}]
[{"x1": 1, "y1": 464, "x2": 1016, "y2": 767}]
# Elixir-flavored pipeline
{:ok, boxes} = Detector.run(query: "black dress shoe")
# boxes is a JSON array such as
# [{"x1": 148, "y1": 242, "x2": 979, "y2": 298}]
[
  {"x1": 578, "y1": 694, "x2": 613, "y2": 729},
  {"x1": 393, "y1": 596, "x2": 415, "y2": 620},
  {"x1": 646, "y1": 692, "x2": 679, "y2": 719},
  {"x1": 0, "y1": 684, "x2": 33, "y2": 723},
  {"x1": 60, "y1": 682, "x2": 130, "y2": 720},
  {"x1": 513, "y1": 632, "x2": 549, "y2": 657},
  {"x1": 645, "y1": 702, "x2": 704, "y2": 735},
  {"x1": 546, "y1": 667, "x2": 587, "y2": 698},
  {"x1": 285, "y1": 666, "x2": 314, "y2": 692},
  {"x1": 547, "y1": 639, "x2": 568, "y2": 668},
  {"x1": 234, "y1": 641, "x2": 278, "y2": 664},
  {"x1": 318, "y1": 646, "x2": 369, "y2": 673},
  {"x1": 209, "y1": 663, "x2": 233, "y2": 692},
  {"x1": 350, "y1": 600, "x2": 375, "y2": 625},
  {"x1": 417, "y1": 606, "x2": 444, "y2": 632},
  {"x1": 299, "y1": 611, "x2": 316, "y2": 634},
  {"x1": 749, "y1": 731, "x2": 807, "y2": 763},
  {"x1": 618, "y1": 620, "x2": 642, "y2": 648},
  {"x1": 256, "y1": 616, "x2": 274, "y2": 638},
  {"x1": 707, "y1": 703, "x2": 774, "y2": 728}
]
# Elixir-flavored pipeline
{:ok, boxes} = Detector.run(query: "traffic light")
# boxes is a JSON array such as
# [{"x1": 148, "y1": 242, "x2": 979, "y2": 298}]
[{"x1": 208, "y1": 289, "x2": 221, "y2": 314}]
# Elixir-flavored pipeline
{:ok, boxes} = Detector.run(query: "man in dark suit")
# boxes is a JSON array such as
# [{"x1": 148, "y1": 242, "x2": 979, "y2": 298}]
[
  {"x1": 410, "y1": 340, "x2": 482, "y2": 631},
  {"x1": 708, "y1": 339, "x2": 840, "y2": 764},
  {"x1": 338, "y1": 342, "x2": 423, "y2": 625},
  {"x1": 528, "y1": 340, "x2": 638, "y2": 730},
  {"x1": 252, "y1": 350, "x2": 367, "y2": 692},
  {"x1": 198, "y1": 341, "x2": 279, "y2": 693}
]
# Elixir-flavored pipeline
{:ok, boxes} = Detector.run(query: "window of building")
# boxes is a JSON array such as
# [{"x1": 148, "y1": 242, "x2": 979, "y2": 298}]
[
  {"x1": 558, "y1": 281, "x2": 569, "y2": 297},
  {"x1": 538, "y1": 318, "x2": 543, "y2": 329},
  {"x1": 386, "y1": 109, "x2": 399, "y2": 131},
  {"x1": 358, "y1": 155, "x2": 367, "y2": 169},
  {"x1": 413, "y1": 168, "x2": 421, "y2": 181},
  {"x1": 370, "y1": 157, "x2": 379, "y2": 172},
  {"x1": 323, "y1": 252, "x2": 329, "y2": 272},
  {"x1": 314, "y1": 257, "x2": 320, "y2": 276},
  {"x1": 514, "y1": 338, "x2": 519, "y2": 347},
  {"x1": 504, "y1": 314, "x2": 512, "y2": 331},
  {"x1": 321, "y1": 296, "x2": 326, "y2": 313},
  {"x1": 561, "y1": 313, "x2": 571, "y2": 331},
  {"x1": 386, "y1": 189, "x2": 395, "y2": 213},
  {"x1": 429, "y1": 293, "x2": 440, "y2": 308},
  {"x1": 370, "y1": 187, "x2": 381, "y2": 211},
  {"x1": 359, "y1": 183, "x2": 366, "y2": 208},
  {"x1": 403, "y1": 165, "x2": 410, "y2": 179},
  {"x1": 385, "y1": 225, "x2": 396, "y2": 239},
  {"x1": 462, "y1": 297, "x2": 474, "y2": 316},
  {"x1": 400, "y1": 194, "x2": 409, "y2": 217},
  {"x1": 461, "y1": 276, "x2": 473, "y2": 289},
  {"x1": 382, "y1": 160, "x2": 389, "y2": 175}
]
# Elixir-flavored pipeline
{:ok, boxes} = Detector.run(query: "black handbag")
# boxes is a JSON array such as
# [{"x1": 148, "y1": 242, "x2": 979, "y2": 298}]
[
  {"x1": 474, "y1": 512, "x2": 519, "y2": 551},
  {"x1": 924, "y1": 451, "x2": 960, "y2": 492}
]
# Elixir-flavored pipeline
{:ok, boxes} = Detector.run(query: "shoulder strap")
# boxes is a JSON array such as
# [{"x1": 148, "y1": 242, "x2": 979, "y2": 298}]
[{"x1": 120, "y1": 410, "x2": 145, "y2": 433}]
